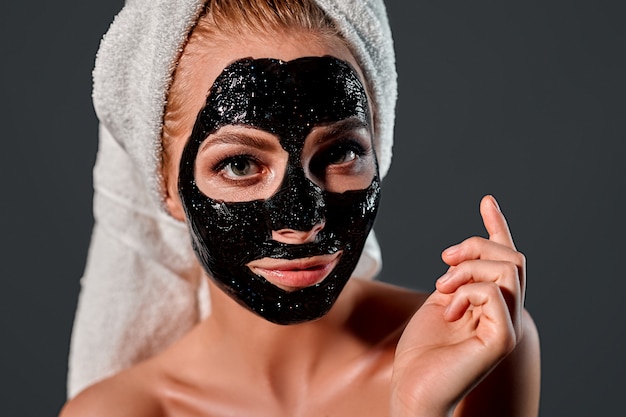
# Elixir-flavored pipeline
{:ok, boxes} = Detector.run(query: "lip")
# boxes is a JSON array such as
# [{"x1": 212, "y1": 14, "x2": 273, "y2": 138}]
[{"x1": 247, "y1": 252, "x2": 342, "y2": 292}]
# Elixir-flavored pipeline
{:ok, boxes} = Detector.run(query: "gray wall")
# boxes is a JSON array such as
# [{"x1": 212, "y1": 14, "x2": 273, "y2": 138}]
[{"x1": 1, "y1": 0, "x2": 624, "y2": 415}]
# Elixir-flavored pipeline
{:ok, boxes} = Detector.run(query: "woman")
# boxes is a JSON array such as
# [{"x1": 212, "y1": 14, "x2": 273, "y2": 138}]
[{"x1": 62, "y1": 0, "x2": 540, "y2": 415}]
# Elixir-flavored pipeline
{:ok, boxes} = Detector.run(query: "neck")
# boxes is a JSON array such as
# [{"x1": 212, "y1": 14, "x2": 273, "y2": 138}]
[{"x1": 199, "y1": 277, "x2": 362, "y2": 388}]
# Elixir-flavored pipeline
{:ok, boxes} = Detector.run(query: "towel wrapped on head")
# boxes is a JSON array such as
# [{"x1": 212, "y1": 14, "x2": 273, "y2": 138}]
[{"x1": 68, "y1": 0, "x2": 397, "y2": 398}]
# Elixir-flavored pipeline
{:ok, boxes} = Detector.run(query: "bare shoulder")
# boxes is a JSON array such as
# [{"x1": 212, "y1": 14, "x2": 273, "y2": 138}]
[
  {"x1": 59, "y1": 367, "x2": 163, "y2": 417},
  {"x1": 346, "y1": 279, "x2": 430, "y2": 344},
  {"x1": 455, "y1": 309, "x2": 541, "y2": 417}
]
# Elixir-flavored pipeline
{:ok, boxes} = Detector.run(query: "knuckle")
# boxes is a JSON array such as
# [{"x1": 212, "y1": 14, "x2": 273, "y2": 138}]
[
  {"x1": 514, "y1": 251, "x2": 526, "y2": 267},
  {"x1": 465, "y1": 236, "x2": 484, "y2": 247},
  {"x1": 483, "y1": 281, "x2": 501, "y2": 296}
]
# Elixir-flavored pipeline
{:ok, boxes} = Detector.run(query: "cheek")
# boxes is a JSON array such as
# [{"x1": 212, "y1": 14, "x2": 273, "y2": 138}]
[{"x1": 321, "y1": 159, "x2": 377, "y2": 193}]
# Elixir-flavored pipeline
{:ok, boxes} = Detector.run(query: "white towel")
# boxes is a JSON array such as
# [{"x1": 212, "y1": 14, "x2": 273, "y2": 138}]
[{"x1": 68, "y1": 0, "x2": 397, "y2": 398}]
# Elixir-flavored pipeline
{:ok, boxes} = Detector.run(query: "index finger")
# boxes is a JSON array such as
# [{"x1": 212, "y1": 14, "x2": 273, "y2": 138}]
[{"x1": 480, "y1": 195, "x2": 516, "y2": 250}]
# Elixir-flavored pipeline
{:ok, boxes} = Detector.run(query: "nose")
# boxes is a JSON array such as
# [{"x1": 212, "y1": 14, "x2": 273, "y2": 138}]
[
  {"x1": 271, "y1": 221, "x2": 325, "y2": 244},
  {"x1": 264, "y1": 166, "x2": 325, "y2": 234}
]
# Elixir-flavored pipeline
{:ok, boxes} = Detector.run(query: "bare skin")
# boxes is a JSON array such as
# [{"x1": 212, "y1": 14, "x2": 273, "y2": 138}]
[
  {"x1": 60, "y1": 31, "x2": 540, "y2": 417},
  {"x1": 61, "y1": 267, "x2": 539, "y2": 416}
]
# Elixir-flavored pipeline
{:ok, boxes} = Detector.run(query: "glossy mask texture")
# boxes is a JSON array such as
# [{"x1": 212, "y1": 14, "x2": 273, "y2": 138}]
[{"x1": 179, "y1": 56, "x2": 380, "y2": 324}]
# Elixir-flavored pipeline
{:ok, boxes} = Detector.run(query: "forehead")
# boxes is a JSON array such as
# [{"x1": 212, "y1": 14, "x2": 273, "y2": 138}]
[{"x1": 196, "y1": 56, "x2": 370, "y2": 142}]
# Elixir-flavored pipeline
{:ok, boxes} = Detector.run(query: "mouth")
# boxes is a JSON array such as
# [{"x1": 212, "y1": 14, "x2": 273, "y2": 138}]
[{"x1": 246, "y1": 251, "x2": 343, "y2": 292}]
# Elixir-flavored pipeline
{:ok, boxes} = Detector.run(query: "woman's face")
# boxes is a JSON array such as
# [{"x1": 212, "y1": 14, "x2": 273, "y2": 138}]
[{"x1": 165, "y1": 32, "x2": 380, "y2": 324}]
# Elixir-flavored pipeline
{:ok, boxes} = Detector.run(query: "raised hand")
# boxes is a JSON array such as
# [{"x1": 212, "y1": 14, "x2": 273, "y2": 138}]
[{"x1": 391, "y1": 196, "x2": 526, "y2": 417}]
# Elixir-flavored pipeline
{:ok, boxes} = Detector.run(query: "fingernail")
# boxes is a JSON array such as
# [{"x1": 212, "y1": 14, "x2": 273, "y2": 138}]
[{"x1": 491, "y1": 196, "x2": 501, "y2": 213}]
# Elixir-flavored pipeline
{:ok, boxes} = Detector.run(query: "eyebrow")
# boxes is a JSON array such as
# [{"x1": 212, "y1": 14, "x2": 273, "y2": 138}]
[
  {"x1": 199, "y1": 129, "x2": 279, "y2": 153},
  {"x1": 311, "y1": 118, "x2": 371, "y2": 145}
]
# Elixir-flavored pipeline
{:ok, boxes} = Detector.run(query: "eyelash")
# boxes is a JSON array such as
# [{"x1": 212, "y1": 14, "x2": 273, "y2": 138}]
[
  {"x1": 214, "y1": 154, "x2": 254, "y2": 170},
  {"x1": 207, "y1": 138, "x2": 369, "y2": 184},
  {"x1": 315, "y1": 138, "x2": 368, "y2": 168},
  {"x1": 212, "y1": 153, "x2": 262, "y2": 182},
  {"x1": 334, "y1": 138, "x2": 367, "y2": 157}
]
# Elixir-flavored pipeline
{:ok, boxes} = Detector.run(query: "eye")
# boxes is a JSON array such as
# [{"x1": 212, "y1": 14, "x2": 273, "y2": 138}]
[
  {"x1": 309, "y1": 138, "x2": 370, "y2": 181},
  {"x1": 218, "y1": 155, "x2": 261, "y2": 179},
  {"x1": 327, "y1": 146, "x2": 358, "y2": 165},
  {"x1": 322, "y1": 140, "x2": 366, "y2": 167}
]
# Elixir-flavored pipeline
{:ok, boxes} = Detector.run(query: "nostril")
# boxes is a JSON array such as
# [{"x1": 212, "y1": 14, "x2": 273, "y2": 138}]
[{"x1": 271, "y1": 221, "x2": 325, "y2": 244}]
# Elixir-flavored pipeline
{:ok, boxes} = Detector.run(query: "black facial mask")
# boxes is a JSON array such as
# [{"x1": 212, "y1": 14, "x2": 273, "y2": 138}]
[{"x1": 179, "y1": 56, "x2": 380, "y2": 324}]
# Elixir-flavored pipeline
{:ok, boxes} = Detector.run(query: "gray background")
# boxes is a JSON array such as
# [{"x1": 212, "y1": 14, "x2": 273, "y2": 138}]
[{"x1": 1, "y1": 0, "x2": 624, "y2": 415}]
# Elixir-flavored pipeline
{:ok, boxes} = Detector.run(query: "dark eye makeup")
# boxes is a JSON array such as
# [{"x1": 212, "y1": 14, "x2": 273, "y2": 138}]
[
  {"x1": 326, "y1": 138, "x2": 368, "y2": 163},
  {"x1": 310, "y1": 137, "x2": 370, "y2": 176}
]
